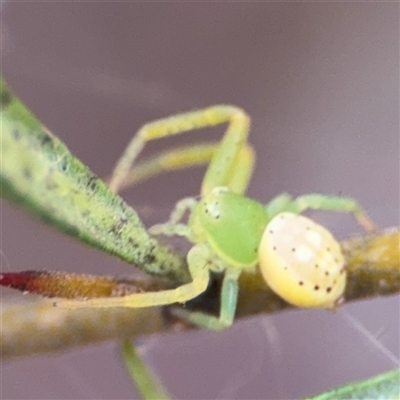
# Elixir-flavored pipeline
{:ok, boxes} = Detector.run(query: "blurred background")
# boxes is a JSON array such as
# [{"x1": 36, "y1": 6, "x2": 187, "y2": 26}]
[{"x1": 1, "y1": 2, "x2": 399, "y2": 399}]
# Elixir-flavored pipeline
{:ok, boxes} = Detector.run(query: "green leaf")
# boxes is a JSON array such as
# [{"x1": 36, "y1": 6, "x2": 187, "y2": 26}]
[
  {"x1": 306, "y1": 368, "x2": 400, "y2": 400},
  {"x1": 0, "y1": 76, "x2": 188, "y2": 283}
]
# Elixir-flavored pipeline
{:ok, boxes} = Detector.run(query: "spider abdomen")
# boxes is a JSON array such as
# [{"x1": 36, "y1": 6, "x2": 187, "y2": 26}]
[{"x1": 258, "y1": 212, "x2": 346, "y2": 309}]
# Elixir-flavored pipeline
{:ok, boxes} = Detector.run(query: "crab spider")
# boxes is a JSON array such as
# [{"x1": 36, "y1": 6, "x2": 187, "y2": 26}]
[{"x1": 58, "y1": 105, "x2": 377, "y2": 331}]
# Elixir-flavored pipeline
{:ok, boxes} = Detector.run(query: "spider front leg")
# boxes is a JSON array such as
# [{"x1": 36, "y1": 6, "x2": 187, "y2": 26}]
[
  {"x1": 56, "y1": 243, "x2": 211, "y2": 309},
  {"x1": 266, "y1": 193, "x2": 378, "y2": 232},
  {"x1": 107, "y1": 105, "x2": 252, "y2": 194},
  {"x1": 115, "y1": 142, "x2": 218, "y2": 191}
]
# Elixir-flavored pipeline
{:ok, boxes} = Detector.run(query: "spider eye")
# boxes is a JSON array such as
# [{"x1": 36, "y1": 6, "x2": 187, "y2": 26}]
[{"x1": 258, "y1": 212, "x2": 346, "y2": 309}]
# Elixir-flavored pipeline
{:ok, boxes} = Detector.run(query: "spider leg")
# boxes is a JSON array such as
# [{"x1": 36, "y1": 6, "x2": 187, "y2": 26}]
[
  {"x1": 56, "y1": 244, "x2": 211, "y2": 309},
  {"x1": 172, "y1": 268, "x2": 240, "y2": 331}
]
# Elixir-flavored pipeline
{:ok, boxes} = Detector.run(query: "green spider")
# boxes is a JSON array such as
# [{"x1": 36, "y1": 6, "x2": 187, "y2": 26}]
[{"x1": 58, "y1": 105, "x2": 376, "y2": 331}]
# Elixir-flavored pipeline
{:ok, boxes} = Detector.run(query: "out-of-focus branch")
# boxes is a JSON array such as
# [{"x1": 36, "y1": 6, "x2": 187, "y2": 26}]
[
  {"x1": 0, "y1": 299, "x2": 167, "y2": 359},
  {"x1": 1, "y1": 228, "x2": 398, "y2": 360}
]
